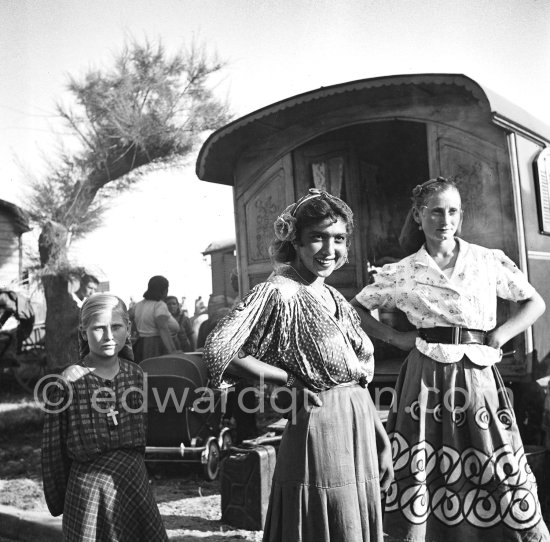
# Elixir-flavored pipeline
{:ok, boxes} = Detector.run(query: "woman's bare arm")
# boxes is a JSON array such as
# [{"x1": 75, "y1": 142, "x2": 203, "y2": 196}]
[
  {"x1": 227, "y1": 354, "x2": 322, "y2": 407},
  {"x1": 350, "y1": 297, "x2": 417, "y2": 351},
  {"x1": 486, "y1": 292, "x2": 546, "y2": 349},
  {"x1": 155, "y1": 314, "x2": 177, "y2": 353},
  {"x1": 364, "y1": 390, "x2": 393, "y2": 491}
]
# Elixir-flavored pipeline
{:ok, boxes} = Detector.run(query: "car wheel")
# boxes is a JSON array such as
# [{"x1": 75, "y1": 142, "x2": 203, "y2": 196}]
[{"x1": 202, "y1": 439, "x2": 221, "y2": 481}]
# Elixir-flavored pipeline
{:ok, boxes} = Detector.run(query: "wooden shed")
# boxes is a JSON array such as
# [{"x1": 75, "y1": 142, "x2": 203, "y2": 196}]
[
  {"x1": 202, "y1": 238, "x2": 237, "y2": 300},
  {"x1": 0, "y1": 199, "x2": 30, "y2": 287},
  {"x1": 196, "y1": 73, "x2": 550, "y2": 383}
]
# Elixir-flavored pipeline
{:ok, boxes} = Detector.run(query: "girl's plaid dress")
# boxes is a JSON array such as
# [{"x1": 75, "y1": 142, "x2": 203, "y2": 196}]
[{"x1": 41, "y1": 357, "x2": 167, "y2": 542}]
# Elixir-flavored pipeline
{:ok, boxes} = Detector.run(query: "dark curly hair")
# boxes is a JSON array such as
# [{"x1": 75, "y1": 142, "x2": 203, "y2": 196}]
[{"x1": 270, "y1": 192, "x2": 354, "y2": 264}]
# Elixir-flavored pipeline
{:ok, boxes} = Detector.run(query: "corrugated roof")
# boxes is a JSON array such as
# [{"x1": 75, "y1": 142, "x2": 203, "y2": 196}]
[
  {"x1": 196, "y1": 73, "x2": 550, "y2": 186},
  {"x1": 0, "y1": 199, "x2": 30, "y2": 233}
]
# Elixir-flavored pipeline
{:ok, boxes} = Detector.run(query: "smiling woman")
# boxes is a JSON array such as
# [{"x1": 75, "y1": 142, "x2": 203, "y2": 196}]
[{"x1": 203, "y1": 189, "x2": 392, "y2": 542}]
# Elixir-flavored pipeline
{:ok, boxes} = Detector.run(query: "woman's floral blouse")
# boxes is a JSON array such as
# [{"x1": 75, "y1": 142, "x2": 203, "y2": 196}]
[{"x1": 356, "y1": 238, "x2": 536, "y2": 366}]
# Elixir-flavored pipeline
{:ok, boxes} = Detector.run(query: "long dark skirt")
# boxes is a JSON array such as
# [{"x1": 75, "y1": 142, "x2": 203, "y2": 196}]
[
  {"x1": 63, "y1": 449, "x2": 167, "y2": 542},
  {"x1": 133, "y1": 336, "x2": 168, "y2": 363},
  {"x1": 263, "y1": 383, "x2": 384, "y2": 542},
  {"x1": 384, "y1": 348, "x2": 550, "y2": 542}
]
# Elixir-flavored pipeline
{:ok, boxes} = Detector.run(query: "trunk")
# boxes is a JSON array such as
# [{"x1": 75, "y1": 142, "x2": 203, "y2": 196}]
[
  {"x1": 42, "y1": 274, "x2": 80, "y2": 370},
  {"x1": 38, "y1": 221, "x2": 80, "y2": 370}
]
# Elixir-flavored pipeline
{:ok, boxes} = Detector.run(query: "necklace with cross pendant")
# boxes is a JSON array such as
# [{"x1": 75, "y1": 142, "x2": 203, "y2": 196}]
[
  {"x1": 81, "y1": 359, "x2": 120, "y2": 428},
  {"x1": 107, "y1": 406, "x2": 119, "y2": 426}
]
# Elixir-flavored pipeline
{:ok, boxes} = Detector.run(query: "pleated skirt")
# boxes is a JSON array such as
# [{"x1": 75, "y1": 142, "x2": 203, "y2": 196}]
[
  {"x1": 63, "y1": 449, "x2": 168, "y2": 542},
  {"x1": 384, "y1": 348, "x2": 550, "y2": 542},
  {"x1": 263, "y1": 383, "x2": 384, "y2": 542}
]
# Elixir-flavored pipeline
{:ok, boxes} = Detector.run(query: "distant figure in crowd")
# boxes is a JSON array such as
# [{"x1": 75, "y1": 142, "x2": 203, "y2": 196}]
[
  {"x1": 229, "y1": 267, "x2": 241, "y2": 306},
  {"x1": 0, "y1": 289, "x2": 35, "y2": 358},
  {"x1": 132, "y1": 275, "x2": 178, "y2": 363},
  {"x1": 352, "y1": 176, "x2": 550, "y2": 542},
  {"x1": 204, "y1": 189, "x2": 391, "y2": 541},
  {"x1": 41, "y1": 293, "x2": 168, "y2": 541},
  {"x1": 71, "y1": 273, "x2": 99, "y2": 308},
  {"x1": 190, "y1": 296, "x2": 208, "y2": 350},
  {"x1": 165, "y1": 295, "x2": 193, "y2": 352},
  {"x1": 196, "y1": 294, "x2": 233, "y2": 349}
]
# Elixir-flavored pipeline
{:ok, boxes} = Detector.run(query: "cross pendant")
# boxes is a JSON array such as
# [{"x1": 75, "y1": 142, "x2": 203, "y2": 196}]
[{"x1": 107, "y1": 406, "x2": 119, "y2": 426}]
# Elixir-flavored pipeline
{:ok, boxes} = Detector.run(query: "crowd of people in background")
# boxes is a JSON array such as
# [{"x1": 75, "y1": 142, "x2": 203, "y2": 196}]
[
  {"x1": 126, "y1": 275, "x2": 235, "y2": 360},
  {"x1": 68, "y1": 271, "x2": 233, "y2": 359}
]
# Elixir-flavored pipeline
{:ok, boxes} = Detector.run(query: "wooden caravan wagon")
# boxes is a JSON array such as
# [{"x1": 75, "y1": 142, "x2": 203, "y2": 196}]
[{"x1": 196, "y1": 73, "x2": 550, "y2": 388}]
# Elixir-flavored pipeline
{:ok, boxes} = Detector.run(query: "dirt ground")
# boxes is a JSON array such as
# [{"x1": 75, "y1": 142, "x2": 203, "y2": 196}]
[
  {"x1": 6, "y1": 370, "x2": 550, "y2": 541},
  {"x1": 0, "y1": 374, "x2": 265, "y2": 541}
]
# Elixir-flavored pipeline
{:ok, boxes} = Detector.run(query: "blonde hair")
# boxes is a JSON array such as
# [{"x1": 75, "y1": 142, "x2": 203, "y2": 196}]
[
  {"x1": 80, "y1": 294, "x2": 129, "y2": 330},
  {"x1": 79, "y1": 294, "x2": 134, "y2": 361}
]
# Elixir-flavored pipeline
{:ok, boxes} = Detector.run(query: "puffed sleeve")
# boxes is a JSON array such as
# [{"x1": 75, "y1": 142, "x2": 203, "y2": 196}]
[
  {"x1": 340, "y1": 299, "x2": 375, "y2": 383},
  {"x1": 492, "y1": 249, "x2": 536, "y2": 301},
  {"x1": 203, "y1": 282, "x2": 280, "y2": 387},
  {"x1": 355, "y1": 263, "x2": 399, "y2": 311},
  {"x1": 41, "y1": 379, "x2": 72, "y2": 517},
  {"x1": 153, "y1": 300, "x2": 171, "y2": 318}
]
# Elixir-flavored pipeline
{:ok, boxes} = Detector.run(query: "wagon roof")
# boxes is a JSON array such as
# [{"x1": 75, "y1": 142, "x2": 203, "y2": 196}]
[
  {"x1": 197, "y1": 73, "x2": 550, "y2": 186},
  {"x1": 0, "y1": 198, "x2": 30, "y2": 233}
]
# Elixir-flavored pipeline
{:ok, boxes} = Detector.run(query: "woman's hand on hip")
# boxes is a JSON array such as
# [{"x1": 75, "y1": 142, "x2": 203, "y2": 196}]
[
  {"x1": 390, "y1": 330, "x2": 417, "y2": 351},
  {"x1": 293, "y1": 377, "x2": 323, "y2": 410},
  {"x1": 485, "y1": 327, "x2": 509, "y2": 350},
  {"x1": 273, "y1": 377, "x2": 322, "y2": 418}
]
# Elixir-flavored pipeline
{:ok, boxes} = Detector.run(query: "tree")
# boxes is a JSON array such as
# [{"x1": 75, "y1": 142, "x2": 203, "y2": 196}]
[{"x1": 26, "y1": 39, "x2": 231, "y2": 369}]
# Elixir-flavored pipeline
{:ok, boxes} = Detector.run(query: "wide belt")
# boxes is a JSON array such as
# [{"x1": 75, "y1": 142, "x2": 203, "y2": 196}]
[{"x1": 418, "y1": 326, "x2": 487, "y2": 345}]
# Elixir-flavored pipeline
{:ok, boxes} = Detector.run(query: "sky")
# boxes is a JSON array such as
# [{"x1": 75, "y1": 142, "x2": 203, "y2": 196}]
[{"x1": 1, "y1": 0, "x2": 549, "y2": 309}]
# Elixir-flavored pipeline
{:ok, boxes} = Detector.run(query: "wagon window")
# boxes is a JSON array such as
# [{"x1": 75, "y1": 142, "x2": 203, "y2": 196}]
[
  {"x1": 535, "y1": 147, "x2": 550, "y2": 235},
  {"x1": 311, "y1": 156, "x2": 344, "y2": 197}
]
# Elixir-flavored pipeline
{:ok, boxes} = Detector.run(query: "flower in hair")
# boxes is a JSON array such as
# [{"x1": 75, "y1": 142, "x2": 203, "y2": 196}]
[
  {"x1": 412, "y1": 184, "x2": 423, "y2": 197},
  {"x1": 274, "y1": 205, "x2": 297, "y2": 242}
]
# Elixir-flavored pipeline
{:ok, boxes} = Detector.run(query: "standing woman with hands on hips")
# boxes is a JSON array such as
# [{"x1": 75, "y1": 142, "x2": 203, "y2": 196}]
[
  {"x1": 204, "y1": 189, "x2": 392, "y2": 542},
  {"x1": 351, "y1": 177, "x2": 549, "y2": 542}
]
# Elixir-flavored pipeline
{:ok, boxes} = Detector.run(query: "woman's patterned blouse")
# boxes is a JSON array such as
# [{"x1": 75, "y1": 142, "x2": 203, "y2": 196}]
[
  {"x1": 204, "y1": 265, "x2": 374, "y2": 392},
  {"x1": 356, "y1": 238, "x2": 536, "y2": 366}
]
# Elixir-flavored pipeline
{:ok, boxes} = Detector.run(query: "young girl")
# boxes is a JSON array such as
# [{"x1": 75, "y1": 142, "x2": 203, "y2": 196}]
[
  {"x1": 41, "y1": 294, "x2": 168, "y2": 541},
  {"x1": 352, "y1": 177, "x2": 550, "y2": 542}
]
